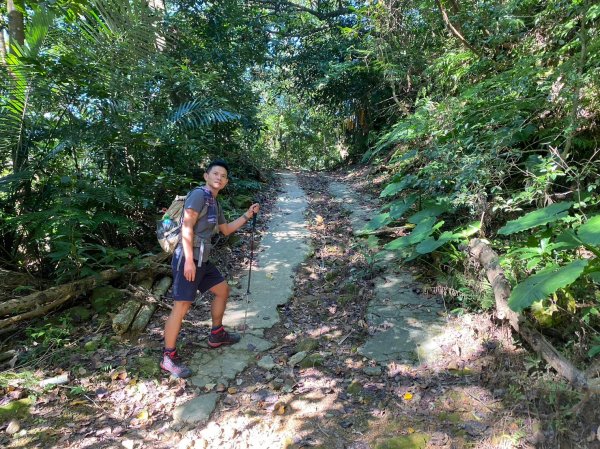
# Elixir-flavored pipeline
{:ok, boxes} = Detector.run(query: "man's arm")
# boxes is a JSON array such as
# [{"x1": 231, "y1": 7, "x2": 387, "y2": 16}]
[
  {"x1": 219, "y1": 203, "x2": 260, "y2": 236},
  {"x1": 182, "y1": 208, "x2": 199, "y2": 281}
]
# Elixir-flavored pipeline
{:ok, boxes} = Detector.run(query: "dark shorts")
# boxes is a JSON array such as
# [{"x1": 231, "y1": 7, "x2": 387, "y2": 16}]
[{"x1": 171, "y1": 253, "x2": 225, "y2": 302}]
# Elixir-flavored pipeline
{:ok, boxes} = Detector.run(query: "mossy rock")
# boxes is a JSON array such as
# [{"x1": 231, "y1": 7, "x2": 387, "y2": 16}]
[
  {"x1": 299, "y1": 354, "x2": 324, "y2": 369},
  {"x1": 0, "y1": 397, "x2": 32, "y2": 421},
  {"x1": 324, "y1": 270, "x2": 340, "y2": 282},
  {"x1": 347, "y1": 380, "x2": 363, "y2": 395},
  {"x1": 295, "y1": 338, "x2": 319, "y2": 353},
  {"x1": 84, "y1": 340, "x2": 99, "y2": 352},
  {"x1": 135, "y1": 356, "x2": 161, "y2": 378},
  {"x1": 340, "y1": 282, "x2": 359, "y2": 295},
  {"x1": 64, "y1": 306, "x2": 93, "y2": 323},
  {"x1": 375, "y1": 433, "x2": 430, "y2": 449},
  {"x1": 438, "y1": 411, "x2": 461, "y2": 423},
  {"x1": 90, "y1": 286, "x2": 125, "y2": 314}
]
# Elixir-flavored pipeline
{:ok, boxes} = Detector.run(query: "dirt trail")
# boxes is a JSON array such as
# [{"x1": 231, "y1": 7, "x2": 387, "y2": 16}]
[{"x1": 176, "y1": 172, "x2": 565, "y2": 449}]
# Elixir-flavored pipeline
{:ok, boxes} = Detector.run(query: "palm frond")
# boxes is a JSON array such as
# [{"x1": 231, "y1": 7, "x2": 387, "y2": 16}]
[{"x1": 170, "y1": 99, "x2": 241, "y2": 130}]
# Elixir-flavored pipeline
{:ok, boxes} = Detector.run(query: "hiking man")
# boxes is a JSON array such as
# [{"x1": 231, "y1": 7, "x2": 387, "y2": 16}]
[{"x1": 161, "y1": 159, "x2": 260, "y2": 378}]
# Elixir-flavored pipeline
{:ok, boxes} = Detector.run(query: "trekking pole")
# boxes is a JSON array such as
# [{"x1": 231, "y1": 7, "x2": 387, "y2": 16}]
[{"x1": 243, "y1": 212, "x2": 258, "y2": 337}]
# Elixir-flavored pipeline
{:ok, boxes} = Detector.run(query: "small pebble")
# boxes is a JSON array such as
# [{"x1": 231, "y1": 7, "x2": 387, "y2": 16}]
[{"x1": 6, "y1": 419, "x2": 20, "y2": 435}]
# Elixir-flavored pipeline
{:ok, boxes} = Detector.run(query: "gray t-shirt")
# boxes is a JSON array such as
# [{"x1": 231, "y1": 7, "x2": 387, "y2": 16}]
[{"x1": 177, "y1": 188, "x2": 226, "y2": 262}]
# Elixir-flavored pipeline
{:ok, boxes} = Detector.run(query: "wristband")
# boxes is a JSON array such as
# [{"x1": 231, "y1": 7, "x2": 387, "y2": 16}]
[{"x1": 243, "y1": 213, "x2": 250, "y2": 221}]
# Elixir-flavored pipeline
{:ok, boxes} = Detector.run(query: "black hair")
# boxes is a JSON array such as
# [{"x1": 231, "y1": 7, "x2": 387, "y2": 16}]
[{"x1": 205, "y1": 159, "x2": 230, "y2": 175}]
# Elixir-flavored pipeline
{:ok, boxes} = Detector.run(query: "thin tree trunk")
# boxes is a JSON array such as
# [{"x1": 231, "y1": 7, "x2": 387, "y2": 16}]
[
  {"x1": 7, "y1": 0, "x2": 25, "y2": 53},
  {"x1": 147, "y1": 0, "x2": 166, "y2": 50},
  {"x1": 434, "y1": 0, "x2": 481, "y2": 56},
  {"x1": 561, "y1": 0, "x2": 590, "y2": 160},
  {"x1": 0, "y1": 27, "x2": 7, "y2": 62}
]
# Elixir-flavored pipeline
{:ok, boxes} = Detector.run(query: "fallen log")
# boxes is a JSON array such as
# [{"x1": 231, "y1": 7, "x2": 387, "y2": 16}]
[
  {"x1": 0, "y1": 254, "x2": 168, "y2": 328},
  {"x1": 111, "y1": 278, "x2": 154, "y2": 335},
  {"x1": 467, "y1": 238, "x2": 596, "y2": 391},
  {"x1": 112, "y1": 300, "x2": 143, "y2": 335},
  {"x1": 129, "y1": 276, "x2": 172, "y2": 335}
]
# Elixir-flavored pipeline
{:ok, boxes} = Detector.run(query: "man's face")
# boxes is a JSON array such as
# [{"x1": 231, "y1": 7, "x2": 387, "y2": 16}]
[{"x1": 204, "y1": 165, "x2": 228, "y2": 191}]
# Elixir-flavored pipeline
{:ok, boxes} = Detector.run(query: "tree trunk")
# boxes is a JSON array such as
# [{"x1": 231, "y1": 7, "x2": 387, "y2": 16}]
[
  {"x1": 467, "y1": 239, "x2": 594, "y2": 391},
  {"x1": 0, "y1": 26, "x2": 7, "y2": 62},
  {"x1": 147, "y1": 0, "x2": 166, "y2": 50},
  {"x1": 7, "y1": 0, "x2": 25, "y2": 53},
  {"x1": 434, "y1": 0, "x2": 481, "y2": 56}
]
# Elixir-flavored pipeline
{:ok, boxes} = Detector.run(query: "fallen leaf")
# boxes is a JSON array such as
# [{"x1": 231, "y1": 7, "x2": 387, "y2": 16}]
[
  {"x1": 70, "y1": 400, "x2": 88, "y2": 406},
  {"x1": 227, "y1": 387, "x2": 237, "y2": 394},
  {"x1": 136, "y1": 409, "x2": 149, "y2": 421},
  {"x1": 446, "y1": 361, "x2": 459, "y2": 371}
]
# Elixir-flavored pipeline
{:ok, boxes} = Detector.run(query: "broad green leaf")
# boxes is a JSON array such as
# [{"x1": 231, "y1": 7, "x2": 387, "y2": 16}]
[
  {"x1": 577, "y1": 215, "x2": 600, "y2": 246},
  {"x1": 407, "y1": 204, "x2": 450, "y2": 224},
  {"x1": 589, "y1": 345, "x2": 600, "y2": 358},
  {"x1": 455, "y1": 221, "x2": 481, "y2": 238},
  {"x1": 589, "y1": 272, "x2": 600, "y2": 283},
  {"x1": 389, "y1": 195, "x2": 418, "y2": 219},
  {"x1": 415, "y1": 231, "x2": 455, "y2": 254},
  {"x1": 498, "y1": 202, "x2": 573, "y2": 235},
  {"x1": 361, "y1": 212, "x2": 391, "y2": 233},
  {"x1": 556, "y1": 229, "x2": 583, "y2": 248},
  {"x1": 366, "y1": 235, "x2": 379, "y2": 249},
  {"x1": 384, "y1": 216, "x2": 438, "y2": 250},
  {"x1": 380, "y1": 176, "x2": 416, "y2": 198},
  {"x1": 384, "y1": 235, "x2": 412, "y2": 250},
  {"x1": 508, "y1": 259, "x2": 588, "y2": 311},
  {"x1": 526, "y1": 257, "x2": 542, "y2": 270}
]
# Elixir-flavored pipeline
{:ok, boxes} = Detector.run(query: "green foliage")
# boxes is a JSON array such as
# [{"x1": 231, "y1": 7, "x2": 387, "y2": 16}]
[
  {"x1": 498, "y1": 203, "x2": 573, "y2": 235},
  {"x1": 500, "y1": 209, "x2": 600, "y2": 316},
  {"x1": 509, "y1": 260, "x2": 589, "y2": 312},
  {"x1": 0, "y1": 0, "x2": 270, "y2": 279}
]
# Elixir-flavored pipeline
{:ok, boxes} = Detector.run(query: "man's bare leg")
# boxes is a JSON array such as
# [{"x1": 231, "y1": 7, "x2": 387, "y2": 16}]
[
  {"x1": 164, "y1": 300, "x2": 193, "y2": 349},
  {"x1": 209, "y1": 281, "x2": 230, "y2": 327},
  {"x1": 161, "y1": 300, "x2": 193, "y2": 378},
  {"x1": 208, "y1": 281, "x2": 240, "y2": 347}
]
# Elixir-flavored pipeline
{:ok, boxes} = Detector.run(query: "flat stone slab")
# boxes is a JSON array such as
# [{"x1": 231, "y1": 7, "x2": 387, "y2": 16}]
[
  {"x1": 173, "y1": 393, "x2": 218, "y2": 424},
  {"x1": 189, "y1": 334, "x2": 273, "y2": 388},
  {"x1": 328, "y1": 181, "x2": 446, "y2": 365}
]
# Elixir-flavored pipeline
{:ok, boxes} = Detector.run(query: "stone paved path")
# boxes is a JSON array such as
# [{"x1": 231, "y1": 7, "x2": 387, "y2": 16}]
[
  {"x1": 328, "y1": 180, "x2": 447, "y2": 366},
  {"x1": 174, "y1": 172, "x2": 310, "y2": 424}
]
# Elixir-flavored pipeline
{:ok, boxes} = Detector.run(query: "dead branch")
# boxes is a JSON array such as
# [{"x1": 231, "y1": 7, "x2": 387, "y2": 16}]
[
  {"x1": 0, "y1": 254, "x2": 168, "y2": 327},
  {"x1": 467, "y1": 238, "x2": 595, "y2": 392}
]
